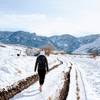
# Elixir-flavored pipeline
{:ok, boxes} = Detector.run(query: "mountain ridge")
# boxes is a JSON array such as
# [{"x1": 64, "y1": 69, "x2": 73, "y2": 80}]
[{"x1": 0, "y1": 31, "x2": 100, "y2": 53}]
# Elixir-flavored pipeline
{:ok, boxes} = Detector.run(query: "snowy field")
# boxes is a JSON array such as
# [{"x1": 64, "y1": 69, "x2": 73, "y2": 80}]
[
  {"x1": 68, "y1": 55, "x2": 100, "y2": 100},
  {"x1": 0, "y1": 44, "x2": 59, "y2": 90},
  {"x1": 0, "y1": 44, "x2": 100, "y2": 100}
]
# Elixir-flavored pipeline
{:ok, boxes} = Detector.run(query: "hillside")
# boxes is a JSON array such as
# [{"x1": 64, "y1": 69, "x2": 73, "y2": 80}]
[
  {"x1": 0, "y1": 31, "x2": 100, "y2": 54},
  {"x1": 74, "y1": 37, "x2": 100, "y2": 54}
]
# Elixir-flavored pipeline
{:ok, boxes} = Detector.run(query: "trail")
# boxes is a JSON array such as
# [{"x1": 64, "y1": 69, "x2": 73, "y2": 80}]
[
  {"x1": 10, "y1": 60, "x2": 71, "y2": 100},
  {"x1": 0, "y1": 59, "x2": 63, "y2": 100}
]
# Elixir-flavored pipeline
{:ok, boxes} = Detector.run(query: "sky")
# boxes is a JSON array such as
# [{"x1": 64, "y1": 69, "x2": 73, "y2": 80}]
[{"x1": 0, "y1": 0, "x2": 100, "y2": 36}]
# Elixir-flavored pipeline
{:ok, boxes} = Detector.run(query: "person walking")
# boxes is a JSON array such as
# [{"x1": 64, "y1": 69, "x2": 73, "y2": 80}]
[{"x1": 34, "y1": 51, "x2": 49, "y2": 92}]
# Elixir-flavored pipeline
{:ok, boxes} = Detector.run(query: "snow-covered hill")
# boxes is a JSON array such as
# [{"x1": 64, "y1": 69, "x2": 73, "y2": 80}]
[
  {"x1": 0, "y1": 31, "x2": 100, "y2": 53},
  {"x1": 74, "y1": 37, "x2": 100, "y2": 54},
  {"x1": 78, "y1": 34, "x2": 100, "y2": 45},
  {"x1": 50, "y1": 34, "x2": 80, "y2": 52}
]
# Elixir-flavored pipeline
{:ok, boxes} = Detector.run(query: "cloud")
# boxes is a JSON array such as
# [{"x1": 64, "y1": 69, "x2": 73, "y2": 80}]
[
  {"x1": 0, "y1": 14, "x2": 79, "y2": 35},
  {"x1": 0, "y1": 14, "x2": 46, "y2": 33},
  {"x1": 0, "y1": 0, "x2": 100, "y2": 36},
  {"x1": 0, "y1": 12, "x2": 100, "y2": 37}
]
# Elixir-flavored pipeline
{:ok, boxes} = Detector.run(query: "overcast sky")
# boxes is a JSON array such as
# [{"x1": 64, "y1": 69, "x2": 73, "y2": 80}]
[{"x1": 0, "y1": 0, "x2": 100, "y2": 36}]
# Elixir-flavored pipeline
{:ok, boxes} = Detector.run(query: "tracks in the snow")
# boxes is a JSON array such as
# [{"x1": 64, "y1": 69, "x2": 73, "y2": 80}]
[
  {"x1": 75, "y1": 67, "x2": 87, "y2": 100},
  {"x1": 0, "y1": 60, "x2": 75, "y2": 100},
  {"x1": 0, "y1": 59, "x2": 63, "y2": 100},
  {"x1": 75, "y1": 69, "x2": 80, "y2": 100},
  {"x1": 71, "y1": 62, "x2": 87, "y2": 100}
]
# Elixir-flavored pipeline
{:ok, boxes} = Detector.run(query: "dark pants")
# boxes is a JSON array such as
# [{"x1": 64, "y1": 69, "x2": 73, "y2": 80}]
[{"x1": 38, "y1": 69, "x2": 46, "y2": 85}]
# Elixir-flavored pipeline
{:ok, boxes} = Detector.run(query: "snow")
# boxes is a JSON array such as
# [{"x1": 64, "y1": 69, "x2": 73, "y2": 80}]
[
  {"x1": 0, "y1": 45, "x2": 59, "y2": 90},
  {"x1": 67, "y1": 63, "x2": 77, "y2": 100},
  {"x1": 10, "y1": 55, "x2": 70, "y2": 100},
  {"x1": 0, "y1": 44, "x2": 100, "y2": 100},
  {"x1": 69, "y1": 55, "x2": 100, "y2": 100},
  {"x1": 74, "y1": 37, "x2": 100, "y2": 54}
]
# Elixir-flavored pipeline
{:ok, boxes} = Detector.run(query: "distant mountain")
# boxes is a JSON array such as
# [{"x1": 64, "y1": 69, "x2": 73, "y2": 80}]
[
  {"x1": 0, "y1": 31, "x2": 100, "y2": 54},
  {"x1": 0, "y1": 31, "x2": 13, "y2": 43},
  {"x1": 74, "y1": 37, "x2": 100, "y2": 54},
  {"x1": 49, "y1": 34, "x2": 80, "y2": 52},
  {"x1": 0, "y1": 31, "x2": 51, "y2": 48},
  {"x1": 78, "y1": 34, "x2": 100, "y2": 45}
]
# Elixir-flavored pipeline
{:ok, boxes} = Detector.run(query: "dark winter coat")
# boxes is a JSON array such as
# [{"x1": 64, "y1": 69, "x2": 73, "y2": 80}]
[{"x1": 34, "y1": 55, "x2": 49, "y2": 72}]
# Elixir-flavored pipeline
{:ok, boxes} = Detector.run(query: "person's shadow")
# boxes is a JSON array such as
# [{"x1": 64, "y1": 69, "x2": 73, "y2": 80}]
[{"x1": 12, "y1": 89, "x2": 40, "y2": 99}]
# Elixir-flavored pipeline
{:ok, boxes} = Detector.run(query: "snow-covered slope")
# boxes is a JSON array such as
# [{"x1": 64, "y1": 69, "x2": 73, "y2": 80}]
[
  {"x1": 0, "y1": 31, "x2": 100, "y2": 53},
  {"x1": 78, "y1": 34, "x2": 100, "y2": 45},
  {"x1": 50, "y1": 34, "x2": 80, "y2": 52},
  {"x1": 74, "y1": 37, "x2": 100, "y2": 54}
]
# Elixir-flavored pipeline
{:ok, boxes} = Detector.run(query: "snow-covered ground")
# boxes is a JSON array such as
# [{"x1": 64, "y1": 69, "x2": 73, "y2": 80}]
[
  {"x1": 68, "y1": 55, "x2": 100, "y2": 100},
  {"x1": 10, "y1": 57, "x2": 70, "y2": 100},
  {"x1": 0, "y1": 45, "x2": 59, "y2": 90},
  {"x1": 0, "y1": 44, "x2": 100, "y2": 100}
]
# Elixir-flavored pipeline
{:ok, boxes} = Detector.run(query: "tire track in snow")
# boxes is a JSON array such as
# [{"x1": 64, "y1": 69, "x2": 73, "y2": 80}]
[
  {"x1": 75, "y1": 67, "x2": 87, "y2": 100},
  {"x1": 70, "y1": 62, "x2": 87, "y2": 100},
  {"x1": 75, "y1": 69, "x2": 80, "y2": 100}
]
